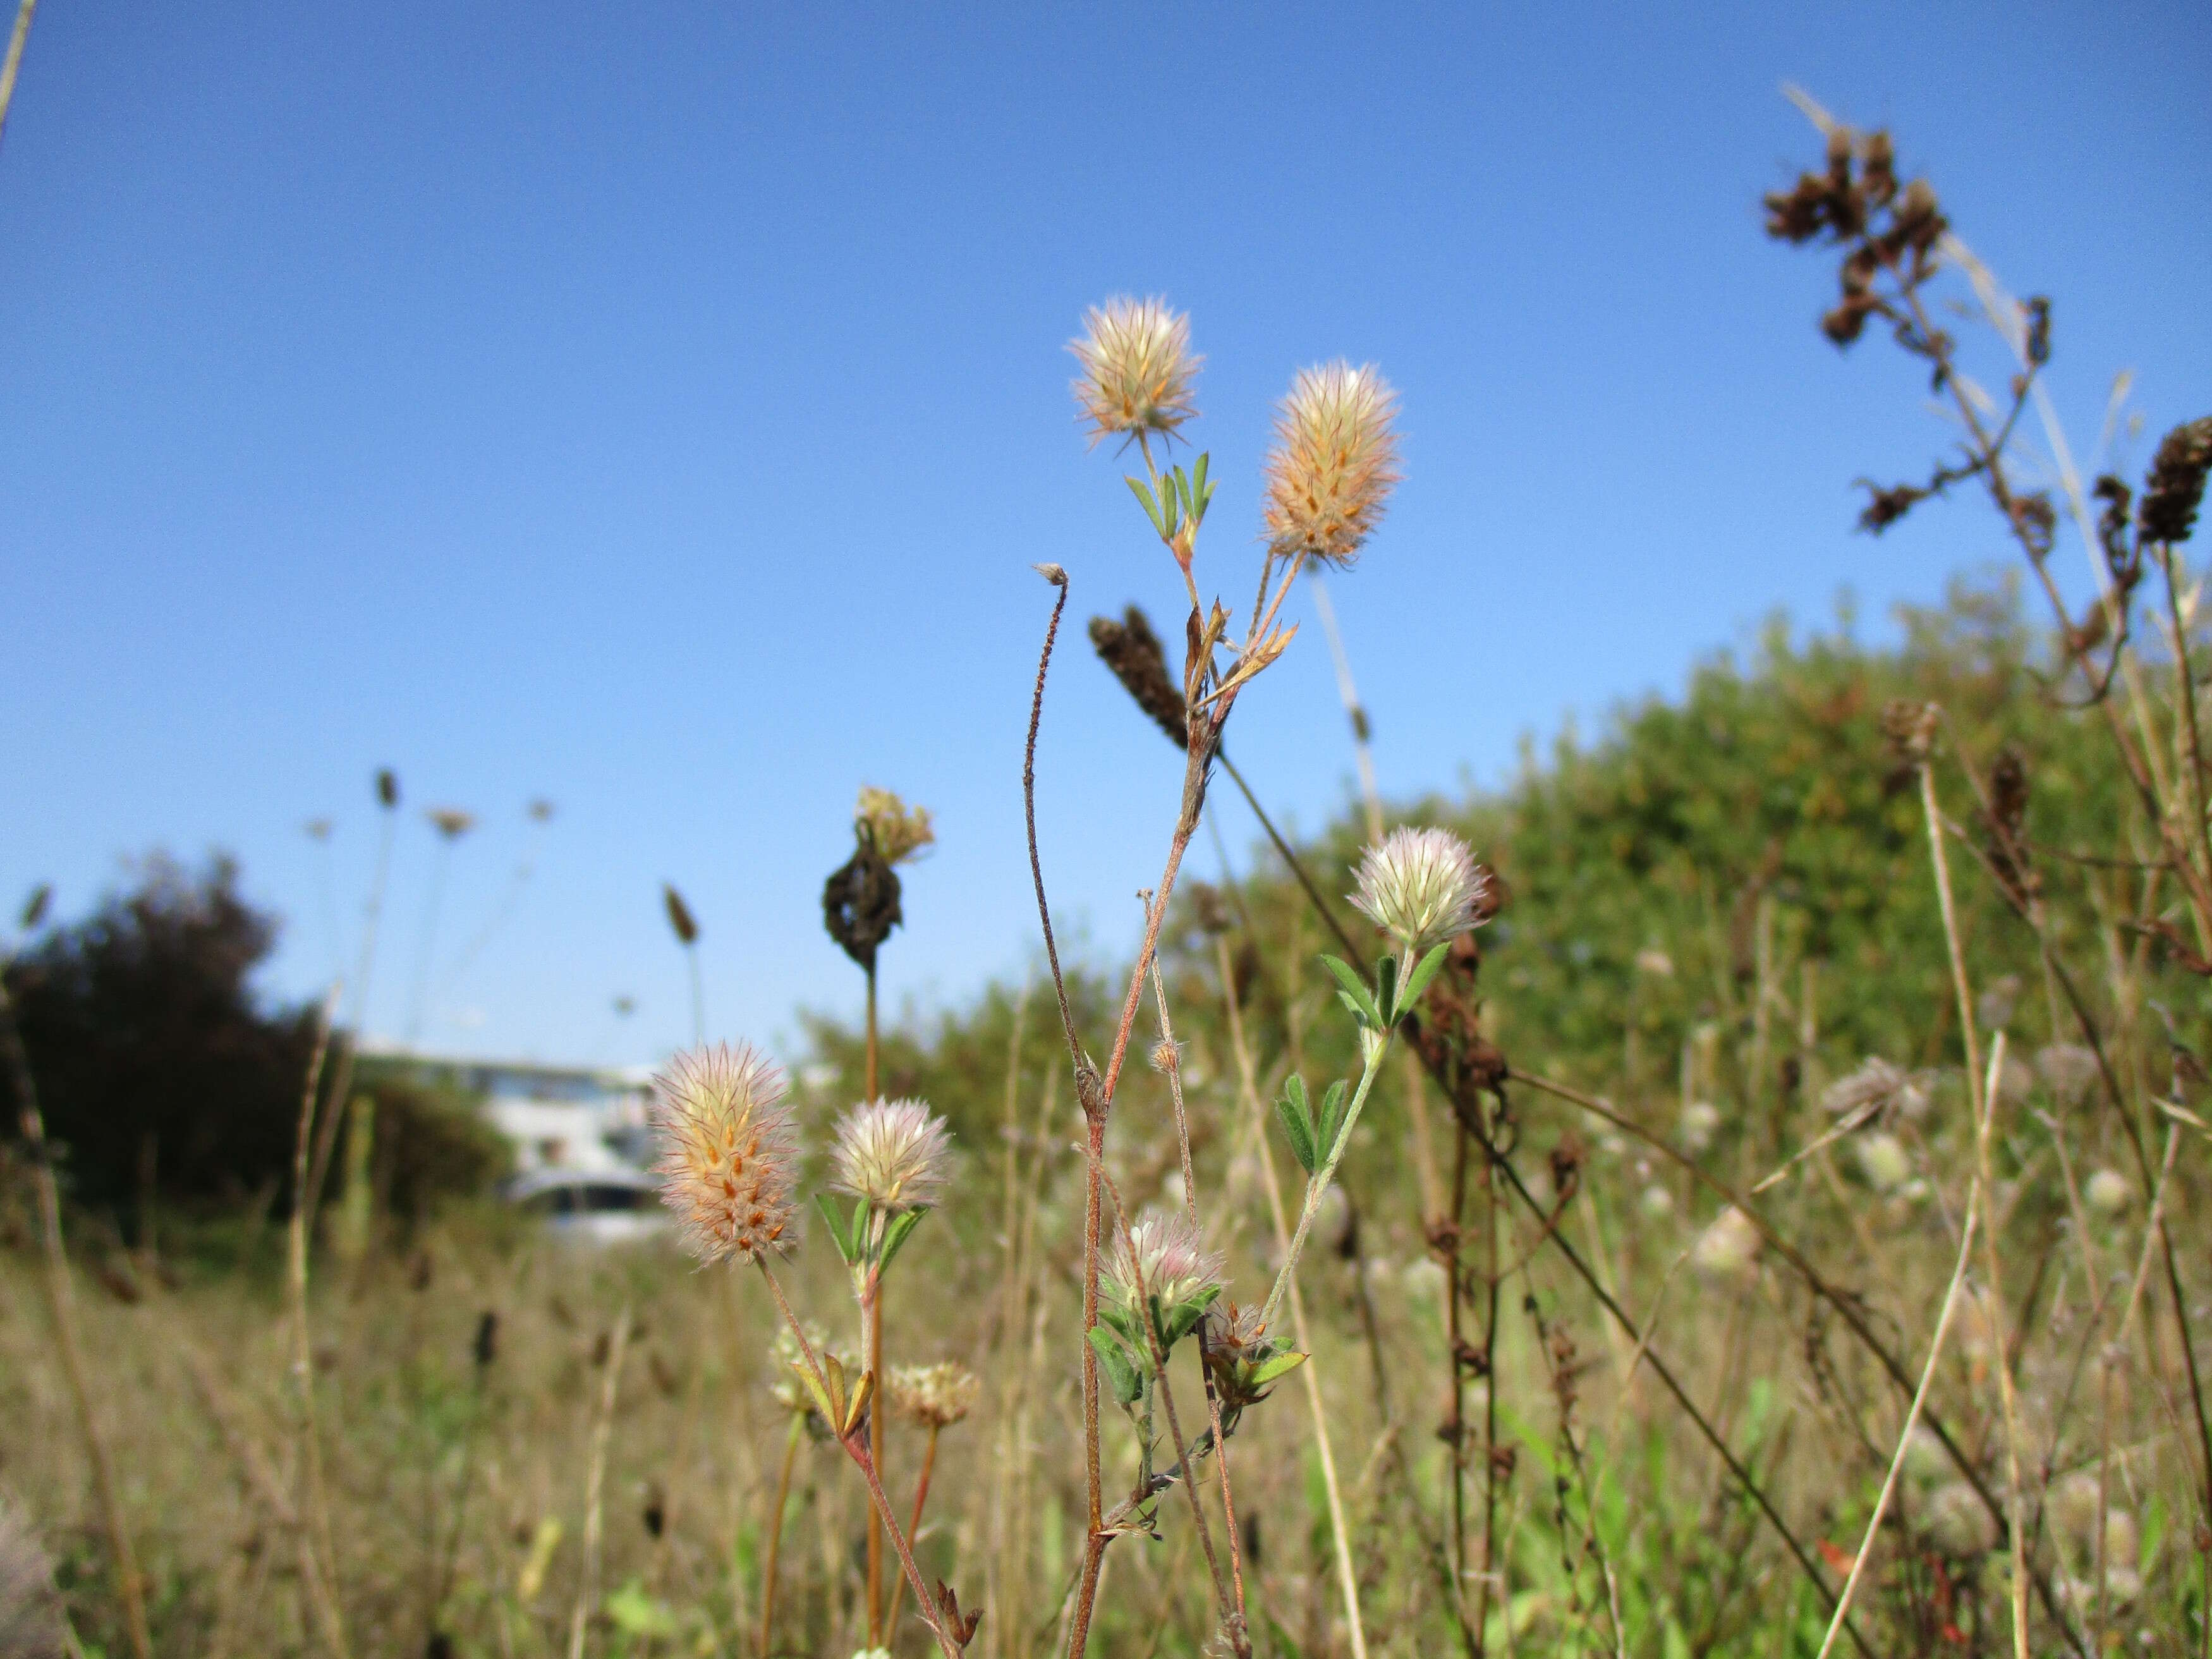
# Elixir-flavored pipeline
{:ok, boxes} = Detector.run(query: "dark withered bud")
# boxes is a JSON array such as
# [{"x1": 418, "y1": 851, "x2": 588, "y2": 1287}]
[
  {"x1": 2140, "y1": 417, "x2": 2212, "y2": 545},
  {"x1": 822, "y1": 837, "x2": 901, "y2": 971},
  {"x1": 1762, "y1": 174, "x2": 1830, "y2": 244},
  {"x1": 590, "y1": 1329, "x2": 612, "y2": 1367},
  {"x1": 1825, "y1": 126, "x2": 1854, "y2": 186},
  {"x1": 1184, "y1": 880, "x2": 1233, "y2": 935},
  {"x1": 641, "y1": 1482, "x2": 666, "y2": 1539},
  {"x1": 2016, "y1": 492, "x2": 2057, "y2": 562},
  {"x1": 1881, "y1": 699, "x2": 1938, "y2": 763},
  {"x1": 1894, "y1": 179, "x2": 1946, "y2": 253},
  {"x1": 1821, "y1": 296, "x2": 1878, "y2": 346},
  {"x1": 472, "y1": 1310, "x2": 499, "y2": 1368},
  {"x1": 376, "y1": 769, "x2": 399, "y2": 808},
  {"x1": 2024, "y1": 296, "x2": 2050, "y2": 366},
  {"x1": 2093, "y1": 475, "x2": 2139, "y2": 587},
  {"x1": 1986, "y1": 746, "x2": 2036, "y2": 903},
  {"x1": 426, "y1": 1634, "x2": 454, "y2": 1659},
  {"x1": 1856, "y1": 480, "x2": 1928, "y2": 534},
  {"x1": 18, "y1": 883, "x2": 51, "y2": 932},
  {"x1": 1088, "y1": 606, "x2": 1188, "y2": 749},
  {"x1": 1859, "y1": 130, "x2": 1895, "y2": 205},
  {"x1": 662, "y1": 884, "x2": 698, "y2": 946}
]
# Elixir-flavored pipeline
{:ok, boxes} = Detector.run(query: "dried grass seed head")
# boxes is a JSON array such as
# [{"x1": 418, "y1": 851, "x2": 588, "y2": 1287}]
[
  {"x1": 1088, "y1": 606, "x2": 1189, "y2": 749},
  {"x1": 889, "y1": 1359, "x2": 980, "y2": 1430},
  {"x1": 829, "y1": 1097, "x2": 952, "y2": 1213},
  {"x1": 1261, "y1": 361, "x2": 1402, "y2": 568},
  {"x1": 1069, "y1": 296, "x2": 1200, "y2": 449},
  {"x1": 2140, "y1": 416, "x2": 2212, "y2": 545},
  {"x1": 1348, "y1": 825, "x2": 1488, "y2": 956},
  {"x1": 1105, "y1": 1208, "x2": 1224, "y2": 1317},
  {"x1": 650, "y1": 1042, "x2": 802, "y2": 1265}
]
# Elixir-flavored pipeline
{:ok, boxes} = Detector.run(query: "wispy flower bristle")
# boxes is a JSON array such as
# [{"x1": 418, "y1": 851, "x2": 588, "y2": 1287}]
[
  {"x1": 1347, "y1": 826, "x2": 1488, "y2": 956},
  {"x1": 1069, "y1": 296, "x2": 1201, "y2": 449},
  {"x1": 649, "y1": 1042, "x2": 802, "y2": 1265},
  {"x1": 1261, "y1": 361, "x2": 1402, "y2": 568},
  {"x1": 829, "y1": 1097, "x2": 953, "y2": 1213}
]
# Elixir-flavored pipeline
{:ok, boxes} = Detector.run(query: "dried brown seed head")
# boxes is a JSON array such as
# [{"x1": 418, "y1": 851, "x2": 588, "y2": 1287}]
[{"x1": 1088, "y1": 606, "x2": 1188, "y2": 748}]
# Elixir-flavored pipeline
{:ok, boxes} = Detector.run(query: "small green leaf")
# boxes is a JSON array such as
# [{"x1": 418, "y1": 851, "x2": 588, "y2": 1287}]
[
  {"x1": 1275, "y1": 1091, "x2": 1318, "y2": 1174},
  {"x1": 1125, "y1": 475, "x2": 1165, "y2": 537},
  {"x1": 1088, "y1": 1326, "x2": 1143, "y2": 1405},
  {"x1": 1318, "y1": 954, "x2": 1380, "y2": 1026},
  {"x1": 880, "y1": 1206, "x2": 928, "y2": 1270},
  {"x1": 1247, "y1": 1349, "x2": 1308, "y2": 1387},
  {"x1": 1317, "y1": 1079, "x2": 1349, "y2": 1158},
  {"x1": 1192, "y1": 453, "x2": 1210, "y2": 519},
  {"x1": 1399, "y1": 941, "x2": 1450, "y2": 1012},
  {"x1": 813, "y1": 1194, "x2": 856, "y2": 1265},
  {"x1": 1375, "y1": 954, "x2": 1399, "y2": 1026},
  {"x1": 1098, "y1": 1301, "x2": 1139, "y2": 1346}
]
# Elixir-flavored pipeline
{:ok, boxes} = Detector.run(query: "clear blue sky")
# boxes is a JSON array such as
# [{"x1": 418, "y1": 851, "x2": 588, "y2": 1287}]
[{"x1": 4, "y1": 2, "x2": 2206, "y2": 1067}]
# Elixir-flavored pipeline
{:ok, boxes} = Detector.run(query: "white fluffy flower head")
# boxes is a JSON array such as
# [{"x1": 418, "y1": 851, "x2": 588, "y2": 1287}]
[
  {"x1": 829, "y1": 1097, "x2": 952, "y2": 1213},
  {"x1": 1348, "y1": 826, "x2": 1488, "y2": 956},
  {"x1": 1069, "y1": 296, "x2": 1201, "y2": 449}
]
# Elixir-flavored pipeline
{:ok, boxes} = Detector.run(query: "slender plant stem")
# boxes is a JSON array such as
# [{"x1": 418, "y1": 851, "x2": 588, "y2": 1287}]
[
  {"x1": 882, "y1": 1421, "x2": 941, "y2": 1639},
  {"x1": 568, "y1": 1305, "x2": 632, "y2": 1659},
  {"x1": 1915, "y1": 750, "x2": 2034, "y2": 1659},
  {"x1": 288, "y1": 985, "x2": 353, "y2": 1659},
  {"x1": 755, "y1": 1262, "x2": 963, "y2": 1659},
  {"x1": 1215, "y1": 935, "x2": 1370, "y2": 1659},
  {"x1": 1259, "y1": 1023, "x2": 1393, "y2": 1333},
  {"x1": 1148, "y1": 959, "x2": 1248, "y2": 1626},
  {"x1": 1813, "y1": 1035, "x2": 2000, "y2": 1659},
  {"x1": 0, "y1": 0, "x2": 39, "y2": 154},
  {"x1": 0, "y1": 968, "x2": 154, "y2": 1659},
  {"x1": 758, "y1": 1414, "x2": 803, "y2": 1659}
]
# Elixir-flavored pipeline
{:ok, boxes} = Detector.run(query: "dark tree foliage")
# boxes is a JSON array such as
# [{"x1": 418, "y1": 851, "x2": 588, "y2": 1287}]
[{"x1": 4, "y1": 854, "x2": 320, "y2": 1213}]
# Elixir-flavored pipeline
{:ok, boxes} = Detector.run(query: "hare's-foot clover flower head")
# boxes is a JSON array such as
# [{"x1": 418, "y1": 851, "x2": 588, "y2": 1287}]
[
  {"x1": 1069, "y1": 296, "x2": 1201, "y2": 450},
  {"x1": 1105, "y1": 1210, "x2": 1224, "y2": 1327},
  {"x1": 889, "y1": 1360, "x2": 980, "y2": 1430},
  {"x1": 1349, "y1": 826, "x2": 1488, "y2": 957},
  {"x1": 829, "y1": 1097, "x2": 952, "y2": 1214},
  {"x1": 650, "y1": 1043, "x2": 801, "y2": 1265},
  {"x1": 1200, "y1": 1299, "x2": 1305, "y2": 1427},
  {"x1": 1261, "y1": 362, "x2": 1401, "y2": 568}
]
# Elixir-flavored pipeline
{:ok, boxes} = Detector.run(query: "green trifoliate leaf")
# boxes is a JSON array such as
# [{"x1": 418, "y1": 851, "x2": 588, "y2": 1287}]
[
  {"x1": 1126, "y1": 475, "x2": 1165, "y2": 537},
  {"x1": 1088, "y1": 1326, "x2": 1144, "y2": 1406},
  {"x1": 813, "y1": 1194, "x2": 858, "y2": 1265},
  {"x1": 1319, "y1": 954, "x2": 1380, "y2": 1027},
  {"x1": 1275, "y1": 1087, "x2": 1318, "y2": 1175},
  {"x1": 1399, "y1": 941, "x2": 1451, "y2": 1014},
  {"x1": 879, "y1": 1206, "x2": 928, "y2": 1270},
  {"x1": 1317, "y1": 1079, "x2": 1349, "y2": 1160}
]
